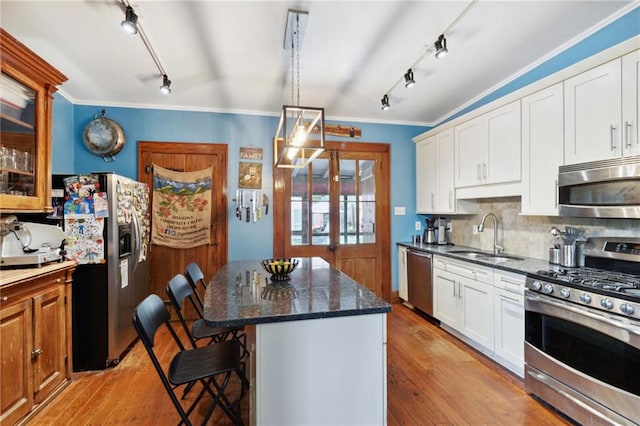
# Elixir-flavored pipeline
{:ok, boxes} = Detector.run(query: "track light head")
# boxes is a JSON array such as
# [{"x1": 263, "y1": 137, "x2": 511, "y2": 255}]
[
  {"x1": 404, "y1": 69, "x2": 415, "y2": 88},
  {"x1": 160, "y1": 75, "x2": 172, "y2": 95},
  {"x1": 381, "y1": 94, "x2": 390, "y2": 111},
  {"x1": 121, "y1": 6, "x2": 139, "y2": 35},
  {"x1": 435, "y1": 34, "x2": 448, "y2": 59}
]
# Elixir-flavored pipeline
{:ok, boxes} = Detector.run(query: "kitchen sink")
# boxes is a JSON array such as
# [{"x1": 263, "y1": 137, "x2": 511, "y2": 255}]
[
  {"x1": 448, "y1": 250, "x2": 487, "y2": 258},
  {"x1": 448, "y1": 250, "x2": 524, "y2": 262}
]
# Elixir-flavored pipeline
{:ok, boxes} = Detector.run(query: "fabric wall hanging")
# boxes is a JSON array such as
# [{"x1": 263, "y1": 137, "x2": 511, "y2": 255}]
[{"x1": 151, "y1": 165, "x2": 212, "y2": 249}]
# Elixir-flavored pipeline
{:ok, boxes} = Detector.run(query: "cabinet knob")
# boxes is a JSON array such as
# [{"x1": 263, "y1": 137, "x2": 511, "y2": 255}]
[
  {"x1": 1, "y1": 296, "x2": 7, "y2": 302},
  {"x1": 31, "y1": 348, "x2": 43, "y2": 359}
]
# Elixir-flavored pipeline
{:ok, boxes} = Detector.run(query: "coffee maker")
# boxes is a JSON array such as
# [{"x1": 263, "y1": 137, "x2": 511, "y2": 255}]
[
  {"x1": 424, "y1": 217, "x2": 437, "y2": 244},
  {"x1": 437, "y1": 217, "x2": 448, "y2": 245}
]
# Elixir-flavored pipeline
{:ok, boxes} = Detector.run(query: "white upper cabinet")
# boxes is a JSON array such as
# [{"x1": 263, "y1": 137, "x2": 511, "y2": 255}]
[
  {"x1": 435, "y1": 130, "x2": 455, "y2": 213},
  {"x1": 416, "y1": 129, "x2": 462, "y2": 214},
  {"x1": 564, "y1": 58, "x2": 622, "y2": 164},
  {"x1": 486, "y1": 100, "x2": 522, "y2": 184},
  {"x1": 521, "y1": 83, "x2": 564, "y2": 215},
  {"x1": 622, "y1": 50, "x2": 640, "y2": 157},
  {"x1": 455, "y1": 100, "x2": 521, "y2": 188},
  {"x1": 455, "y1": 116, "x2": 486, "y2": 188},
  {"x1": 416, "y1": 135, "x2": 437, "y2": 213}
]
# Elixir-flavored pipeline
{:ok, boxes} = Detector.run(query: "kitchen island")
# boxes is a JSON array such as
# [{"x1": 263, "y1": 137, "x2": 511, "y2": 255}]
[{"x1": 202, "y1": 257, "x2": 392, "y2": 426}]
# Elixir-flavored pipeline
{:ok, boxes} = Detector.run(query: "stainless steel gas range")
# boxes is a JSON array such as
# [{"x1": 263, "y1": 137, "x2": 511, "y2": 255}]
[{"x1": 524, "y1": 237, "x2": 640, "y2": 426}]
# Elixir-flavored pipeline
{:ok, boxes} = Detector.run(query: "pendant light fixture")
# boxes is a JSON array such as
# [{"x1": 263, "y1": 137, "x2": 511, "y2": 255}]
[{"x1": 274, "y1": 9, "x2": 325, "y2": 169}]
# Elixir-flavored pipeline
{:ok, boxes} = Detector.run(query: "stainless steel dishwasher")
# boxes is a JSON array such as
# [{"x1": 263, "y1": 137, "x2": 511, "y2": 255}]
[{"x1": 407, "y1": 249, "x2": 433, "y2": 316}]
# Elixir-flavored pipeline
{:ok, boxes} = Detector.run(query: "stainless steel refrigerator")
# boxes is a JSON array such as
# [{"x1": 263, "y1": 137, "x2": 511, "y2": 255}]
[{"x1": 60, "y1": 172, "x2": 150, "y2": 370}]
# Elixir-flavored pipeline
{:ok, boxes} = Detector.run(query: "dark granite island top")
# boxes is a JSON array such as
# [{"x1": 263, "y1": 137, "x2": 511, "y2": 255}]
[{"x1": 202, "y1": 257, "x2": 392, "y2": 328}]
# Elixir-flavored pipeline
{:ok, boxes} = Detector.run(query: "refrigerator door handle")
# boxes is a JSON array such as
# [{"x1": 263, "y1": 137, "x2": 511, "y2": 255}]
[{"x1": 131, "y1": 211, "x2": 141, "y2": 265}]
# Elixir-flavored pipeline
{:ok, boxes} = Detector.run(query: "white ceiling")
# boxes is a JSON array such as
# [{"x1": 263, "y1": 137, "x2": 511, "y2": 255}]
[{"x1": 0, "y1": 1, "x2": 635, "y2": 126}]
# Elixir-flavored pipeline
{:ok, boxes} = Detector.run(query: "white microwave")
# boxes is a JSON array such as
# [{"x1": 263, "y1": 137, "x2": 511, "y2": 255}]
[{"x1": 558, "y1": 155, "x2": 640, "y2": 218}]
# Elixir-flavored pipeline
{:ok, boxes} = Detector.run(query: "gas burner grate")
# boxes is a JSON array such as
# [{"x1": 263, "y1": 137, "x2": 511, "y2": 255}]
[{"x1": 534, "y1": 268, "x2": 640, "y2": 292}]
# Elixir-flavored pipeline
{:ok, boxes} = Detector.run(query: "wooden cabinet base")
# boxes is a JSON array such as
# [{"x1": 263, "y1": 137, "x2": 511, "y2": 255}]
[{"x1": 0, "y1": 261, "x2": 76, "y2": 426}]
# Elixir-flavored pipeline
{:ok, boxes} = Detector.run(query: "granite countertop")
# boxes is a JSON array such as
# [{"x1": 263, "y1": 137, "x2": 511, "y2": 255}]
[
  {"x1": 397, "y1": 242, "x2": 555, "y2": 275},
  {"x1": 202, "y1": 257, "x2": 392, "y2": 328}
]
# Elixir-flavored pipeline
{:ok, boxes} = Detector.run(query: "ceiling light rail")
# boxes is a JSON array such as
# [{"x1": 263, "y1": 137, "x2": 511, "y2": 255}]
[
  {"x1": 120, "y1": 0, "x2": 171, "y2": 95},
  {"x1": 379, "y1": 0, "x2": 477, "y2": 110}
]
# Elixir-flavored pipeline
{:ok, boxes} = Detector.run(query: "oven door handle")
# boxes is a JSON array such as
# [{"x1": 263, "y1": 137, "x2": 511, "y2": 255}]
[{"x1": 526, "y1": 294, "x2": 640, "y2": 347}]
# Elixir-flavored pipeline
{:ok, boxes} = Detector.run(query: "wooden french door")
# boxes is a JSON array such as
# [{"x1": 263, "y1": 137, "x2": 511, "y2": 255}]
[
  {"x1": 137, "y1": 142, "x2": 228, "y2": 313},
  {"x1": 274, "y1": 141, "x2": 391, "y2": 301}
]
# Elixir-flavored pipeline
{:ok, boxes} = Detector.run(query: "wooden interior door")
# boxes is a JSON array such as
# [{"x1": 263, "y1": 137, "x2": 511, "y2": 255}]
[
  {"x1": 274, "y1": 141, "x2": 391, "y2": 301},
  {"x1": 138, "y1": 142, "x2": 228, "y2": 315}
]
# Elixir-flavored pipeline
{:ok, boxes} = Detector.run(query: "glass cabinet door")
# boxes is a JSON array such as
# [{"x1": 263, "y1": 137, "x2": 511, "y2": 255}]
[
  {"x1": 1, "y1": 72, "x2": 37, "y2": 197},
  {"x1": 0, "y1": 28, "x2": 66, "y2": 212}
]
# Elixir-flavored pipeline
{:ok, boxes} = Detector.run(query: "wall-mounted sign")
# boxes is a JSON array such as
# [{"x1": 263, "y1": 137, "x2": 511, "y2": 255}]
[{"x1": 240, "y1": 146, "x2": 263, "y2": 161}]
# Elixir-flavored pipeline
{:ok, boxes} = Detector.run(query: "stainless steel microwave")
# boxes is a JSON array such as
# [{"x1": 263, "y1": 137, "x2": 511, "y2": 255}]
[{"x1": 558, "y1": 155, "x2": 640, "y2": 218}]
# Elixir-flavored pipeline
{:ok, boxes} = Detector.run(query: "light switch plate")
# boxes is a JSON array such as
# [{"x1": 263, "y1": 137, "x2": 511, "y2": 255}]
[
  {"x1": 394, "y1": 206, "x2": 406, "y2": 215},
  {"x1": 415, "y1": 221, "x2": 422, "y2": 231}
]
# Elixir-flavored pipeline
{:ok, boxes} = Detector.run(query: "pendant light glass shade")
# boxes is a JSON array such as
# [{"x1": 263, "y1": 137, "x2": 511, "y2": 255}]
[{"x1": 274, "y1": 105, "x2": 325, "y2": 168}]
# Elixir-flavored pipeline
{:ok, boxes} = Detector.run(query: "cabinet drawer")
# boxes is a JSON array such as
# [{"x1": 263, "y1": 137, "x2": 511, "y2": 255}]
[
  {"x1": 494, "y1": 270, "x2": 525, "y2": 295},
  {"x1": 433, "y1": 255, "x2": 493, "y2": 285}
]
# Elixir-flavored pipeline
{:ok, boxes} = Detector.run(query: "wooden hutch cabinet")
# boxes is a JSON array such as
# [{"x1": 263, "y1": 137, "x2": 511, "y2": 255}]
[
  {"x1": 0, "y1": 28, "x2": 67, "y2": 212},
  {"x1": 0, "y1": 261, "x2": 76, "y2": 425}
]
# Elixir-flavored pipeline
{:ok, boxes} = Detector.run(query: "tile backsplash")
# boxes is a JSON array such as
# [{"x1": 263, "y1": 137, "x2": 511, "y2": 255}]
[{"x1": 446, "y1": 197, "x2": 640, "y2": 260}]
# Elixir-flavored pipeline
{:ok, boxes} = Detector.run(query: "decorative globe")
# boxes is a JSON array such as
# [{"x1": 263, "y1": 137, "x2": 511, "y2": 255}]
[{"x1": 261, "y1": 258, "x2": 299, "y2": 281}]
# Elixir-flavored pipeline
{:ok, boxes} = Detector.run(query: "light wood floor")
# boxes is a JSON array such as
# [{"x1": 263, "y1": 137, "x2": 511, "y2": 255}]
[{"x1": 29, "y1": 304, "x2": 571, "y2": 425}]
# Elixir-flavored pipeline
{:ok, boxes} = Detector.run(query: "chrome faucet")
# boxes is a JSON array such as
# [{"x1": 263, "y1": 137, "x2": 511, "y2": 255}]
[{"x1": 478, "y1": 212, "x2": 504, "y2": 254}]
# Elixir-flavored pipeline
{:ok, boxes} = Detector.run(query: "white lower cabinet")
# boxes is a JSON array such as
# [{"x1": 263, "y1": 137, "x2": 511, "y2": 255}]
[
  {"x1": 398, "y1": 245, "x2": 408, "y2": 301},
  {"x1": 493, "y1": 270, "x2": 525, "y2": 378},
  {"x1": 460, "y1": 276, "x2": 494, "y2": 351},
  {"x1": 433, "y1": 268, "x2": 462, "y2": 329},
  {"x1": 433, "y1": 255, "x2": 524, "y2": 377},
  {"x1": 433, "y1": 256, "x2": 494, "y2": 353}
]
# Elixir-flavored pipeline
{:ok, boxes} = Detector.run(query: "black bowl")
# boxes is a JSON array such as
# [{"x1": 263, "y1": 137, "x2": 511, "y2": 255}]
[{"x1": 261, "y1": 258, "x2": 299, "y2": 281}]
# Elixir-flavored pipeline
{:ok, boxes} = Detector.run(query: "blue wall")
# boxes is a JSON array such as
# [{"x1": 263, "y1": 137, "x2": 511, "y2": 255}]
[
  {"x1": 50, "y1": 5, "x2": 639, "y2": 293},
  {"x1": 51, "y1": 94, "x2": 74, "y2": 174},
  {"x1": 52, "y1": 103, "x2": 428, "y2": 270}
]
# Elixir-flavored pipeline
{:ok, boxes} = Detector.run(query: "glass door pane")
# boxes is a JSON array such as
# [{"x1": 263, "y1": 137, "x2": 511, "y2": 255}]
[
  {"x1": 1, "y1": 72, "x2": 36, "y2": 196},
  {"x1": 359, "y1": 160, "x2": 376, "y2": 244},
  {"x1": 339, "y1": 158, "x2": 376, "y2": 245},
  {"x1": 290, "y1": 157, "x2": 330, "y2": 246}
]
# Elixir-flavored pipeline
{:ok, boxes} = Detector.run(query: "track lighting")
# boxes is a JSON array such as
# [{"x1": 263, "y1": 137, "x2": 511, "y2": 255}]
[
  {"x1": 381, "y1": 94, "x2": 390, "y2": 111},
  {"x1": 377, "y1": 0, "x2": 475, "y2": 112},
  {"x1": 160, "y1": 75, "x2": 172, "y2": 95},
  {"x1": 121, "y1": 3, "x2": 172, "y2": 95},
  {"x1": 404, "y1": 69, "x2": 415, "y2": 88},
  {"x1": 121, "y1": 6, "x2": 138, "y2": 35},
  {"x1": 435, "y1": 34, "x2": 448, "y2": 59}
]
